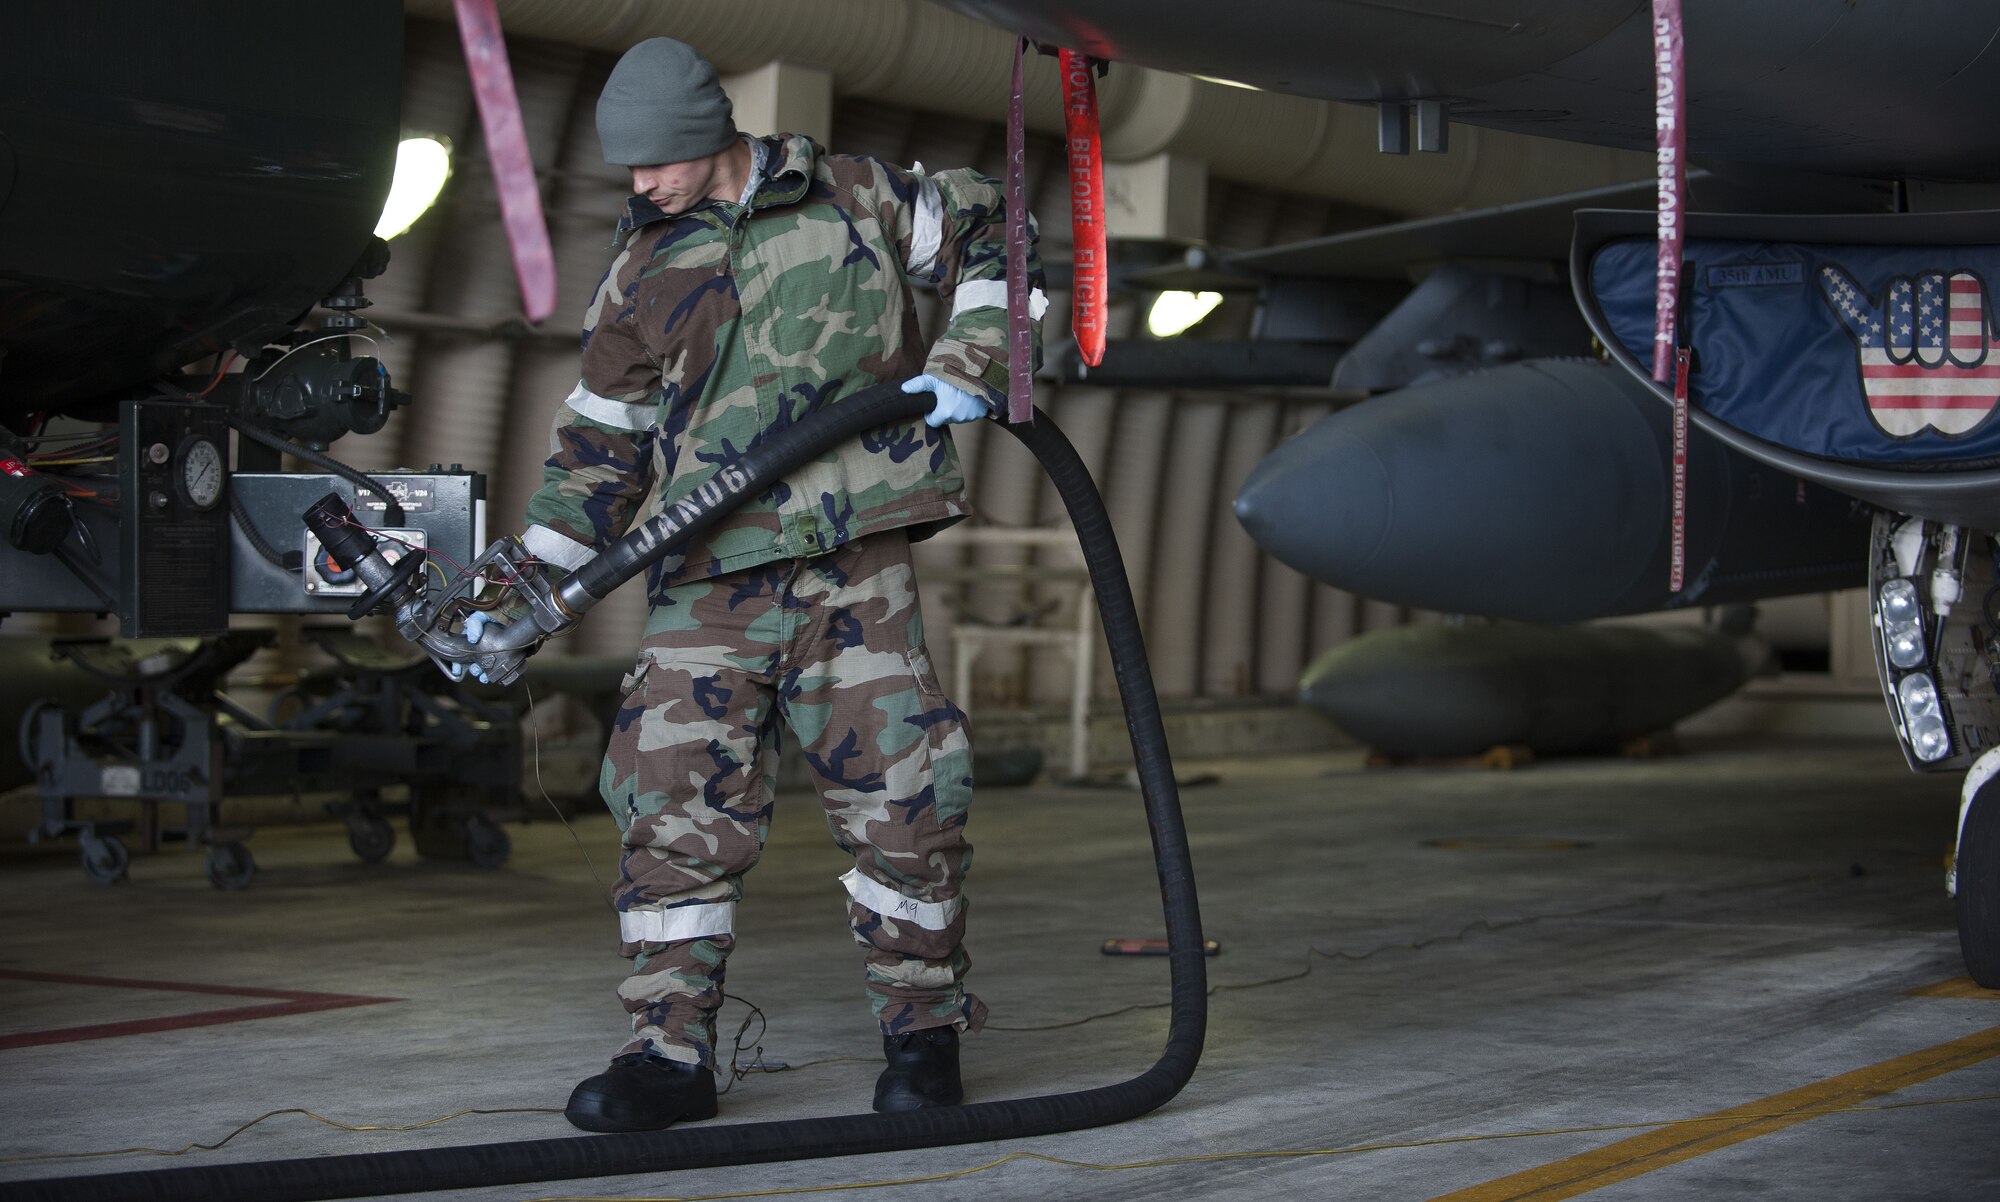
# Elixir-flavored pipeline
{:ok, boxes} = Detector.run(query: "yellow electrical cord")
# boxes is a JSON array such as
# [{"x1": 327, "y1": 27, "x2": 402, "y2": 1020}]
[
  {"x1": 8, "y1": 1090, "x2": 1990, "y2": 1186},
  {"x1": 515, "y1": 1093, "x2": 2000, "y2": 1202}
]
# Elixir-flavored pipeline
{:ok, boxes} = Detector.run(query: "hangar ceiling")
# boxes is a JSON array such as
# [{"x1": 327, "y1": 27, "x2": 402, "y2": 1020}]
[{"x1": 404, "y1": 0, "x2": 1647, "y2": 215}]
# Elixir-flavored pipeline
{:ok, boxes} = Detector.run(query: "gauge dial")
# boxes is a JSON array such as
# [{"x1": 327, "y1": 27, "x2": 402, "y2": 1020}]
[{"x1": 177, "y1": 436, "x2": 224, "y2": 511}]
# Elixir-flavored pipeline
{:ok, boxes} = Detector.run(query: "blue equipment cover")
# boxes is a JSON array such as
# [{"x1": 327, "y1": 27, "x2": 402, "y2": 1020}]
[{"x1": 1591, "y1": 239, "x2": 2000, "y2": 464}]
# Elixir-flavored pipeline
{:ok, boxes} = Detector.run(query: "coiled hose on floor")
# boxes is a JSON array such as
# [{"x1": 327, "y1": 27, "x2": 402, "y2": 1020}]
[{"x1": 5, "y1": 387, "x2": 1206, "y2": 1202}]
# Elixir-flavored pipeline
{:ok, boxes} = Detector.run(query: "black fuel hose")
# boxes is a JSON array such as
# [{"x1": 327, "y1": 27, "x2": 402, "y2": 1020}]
[
  {"x1": 5, "y1": 389, "x2": 1206, "y2": 1202},
  {"x1": 228, "y1": 415, "x2": 407, "y2": 527},
  {"x1": 563, "y1": 384, "x2": 946, "y2": 606}
]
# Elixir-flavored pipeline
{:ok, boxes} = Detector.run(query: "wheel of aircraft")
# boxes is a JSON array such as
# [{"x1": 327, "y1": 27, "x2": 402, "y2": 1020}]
[
  {"x1": 78, "y1": 832, "x2": 129, "y2": 886},
  {"x1": 1960, "y1": 780, "x2": 2000, "y2": 989},
  {"x1": 205, "y1": 842, "x2": 256, "y2": 891}
]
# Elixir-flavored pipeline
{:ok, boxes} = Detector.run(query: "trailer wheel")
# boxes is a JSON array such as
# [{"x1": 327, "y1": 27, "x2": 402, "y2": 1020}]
[
  {"x1": 206, "y1": 842, "x2": 256, "y2": 891},
  {"x1": 1959, "y1": 779, "x2": 2000, "y2": 988},
  {"x1": 464, "y1": 815, "x2": 510, "y2": 869},
  {"x1": 346, "y1": 814, "x2": 396, "y2": 864},
  {"x1": 79, "y1": 832, "x2": 129, "y2": 886}
]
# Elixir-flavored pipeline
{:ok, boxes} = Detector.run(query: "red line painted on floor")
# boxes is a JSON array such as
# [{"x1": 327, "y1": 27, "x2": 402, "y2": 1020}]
[{"x1": 0, "y1": 969, "x2": 400, "y2": 1050}]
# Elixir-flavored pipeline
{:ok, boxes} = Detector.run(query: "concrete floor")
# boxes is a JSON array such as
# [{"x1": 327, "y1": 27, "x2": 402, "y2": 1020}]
[{"x1": 2, "y1": 732, "x2": 1997, "y2": 1201}]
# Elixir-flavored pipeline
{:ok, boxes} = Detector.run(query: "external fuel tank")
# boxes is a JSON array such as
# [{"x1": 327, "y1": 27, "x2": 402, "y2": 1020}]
[
  {"x1": 1234, "y1": 358, "x2": 1870, "y2": 622},
  {"x1": 1298, "y1": 619, "x2": 1765, "y2": 759}
]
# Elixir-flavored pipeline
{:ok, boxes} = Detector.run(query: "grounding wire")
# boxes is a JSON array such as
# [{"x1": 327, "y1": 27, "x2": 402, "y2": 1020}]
[{"x1": 522, "y1": 679, "x2": 615, "y2": 915}]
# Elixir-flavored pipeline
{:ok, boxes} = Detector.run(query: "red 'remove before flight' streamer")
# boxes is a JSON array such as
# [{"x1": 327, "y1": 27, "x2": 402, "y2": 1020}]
[{"x1": 1060, "y1": 49, "x2": 1108, "y2": 369}]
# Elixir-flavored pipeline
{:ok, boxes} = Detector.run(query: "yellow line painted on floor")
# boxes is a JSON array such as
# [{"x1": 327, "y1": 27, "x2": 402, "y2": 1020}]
[
  {"x1": 1905, "y1": 976, "x2": 2000, "y2": 1000},
  {"x1": 1427, "y1": 1025, "x2": 2000, "y2": 1202}
]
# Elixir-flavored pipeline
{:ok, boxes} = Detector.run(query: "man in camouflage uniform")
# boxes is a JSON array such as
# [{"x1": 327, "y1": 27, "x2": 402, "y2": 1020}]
[{"x1": 499, "y1": 37, "x2": 1042, "y2": 1132}]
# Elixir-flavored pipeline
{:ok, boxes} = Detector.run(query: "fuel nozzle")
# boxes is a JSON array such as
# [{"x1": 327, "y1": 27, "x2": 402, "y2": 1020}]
[
  {"x1": 302, "y1": 492, "x2": 428, "y2": 619},
  {"x1": 303, "y1": 493, "x2": 376, "y2": 574}
]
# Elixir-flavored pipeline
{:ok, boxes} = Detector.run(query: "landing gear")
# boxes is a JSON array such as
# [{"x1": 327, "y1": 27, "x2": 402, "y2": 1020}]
[
  {"x1": 1959, "y1": 776, "x2": 1999, "y2": 989},
  {"x1": 1866, "y1": 518, "x2": 2000, "y2": 987}
]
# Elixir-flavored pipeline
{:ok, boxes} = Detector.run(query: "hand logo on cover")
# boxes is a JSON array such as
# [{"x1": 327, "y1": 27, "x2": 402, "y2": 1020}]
[{"x1": 1819, "y1": 264, "x2": 2000, "y2": 437}]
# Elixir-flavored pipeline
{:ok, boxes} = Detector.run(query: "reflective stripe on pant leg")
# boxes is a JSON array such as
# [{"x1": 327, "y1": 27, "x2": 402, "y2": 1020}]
[
  {"x1": 620, "y1": 899, "x2": 738, "y2": 943},
  {"x1": 840, "y1": 867, "x2": 960, "y2": 931},
  {"x1": 786, "y1": 532, "x2": 984, "y2": 1035},
  {"x1": 840, "y1": 866, "x2": 986, "y2": 1036}
]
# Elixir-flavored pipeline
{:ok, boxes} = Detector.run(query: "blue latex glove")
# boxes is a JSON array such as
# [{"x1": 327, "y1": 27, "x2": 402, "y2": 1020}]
[
  {"x1": 446, "y1": 611, "x2": 494, "y2": 684},
  {"x1": 902, "y1": 374, "x2": 990, "y2": 427}
]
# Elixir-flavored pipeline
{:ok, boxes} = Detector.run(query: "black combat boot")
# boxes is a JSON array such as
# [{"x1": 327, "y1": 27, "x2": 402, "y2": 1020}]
[
  {"x1": 872, "y1": 1026, "x2": 963, "y2": 1112},
  {"x1": 564, "y1": 1053, "x2": 719, "y2": 1132}
]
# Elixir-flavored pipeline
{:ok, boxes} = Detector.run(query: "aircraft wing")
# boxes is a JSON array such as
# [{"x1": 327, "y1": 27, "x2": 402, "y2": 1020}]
[
  {"x1": 1228, "y1": 179, "x2": 1659, "y2": 281},
  {"x1": 1225, "y1": 171, "x2": 1896, "y2": 281},
  {"x1": 932, "y1": 0, "x2": 2000, "y2": 182}
]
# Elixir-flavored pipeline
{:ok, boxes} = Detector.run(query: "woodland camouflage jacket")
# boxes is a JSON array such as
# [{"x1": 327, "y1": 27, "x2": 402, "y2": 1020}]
[{"x1": 520, "y1": 133, "x2": 1044, "y2": 594}]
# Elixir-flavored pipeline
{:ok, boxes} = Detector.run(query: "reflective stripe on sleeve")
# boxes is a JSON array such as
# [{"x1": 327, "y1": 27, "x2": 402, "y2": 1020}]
[
  {"x1": 951, "y1": 279, "x2": 1049, "y2": 322},
  {"x1": 618, "y1": 900, "x2": 736, "y2": 944},
  {"x1": 906, "y1": 176, "x2": 946, "y2": 279},
  {"x1": 522, "y1": 524, "x2": 598, "y2": 572},
  {"x1": 840, "y1": 867, "x2": 961, "y2": 931},
  {"x1": 564, "y1": 380, "x2": 655, "y2": 432}
]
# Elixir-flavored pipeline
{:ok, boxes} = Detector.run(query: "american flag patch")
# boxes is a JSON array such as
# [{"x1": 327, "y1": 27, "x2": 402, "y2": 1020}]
[{"x1": 1821, "y1": 265, "x2": 2000, "y2": 438}]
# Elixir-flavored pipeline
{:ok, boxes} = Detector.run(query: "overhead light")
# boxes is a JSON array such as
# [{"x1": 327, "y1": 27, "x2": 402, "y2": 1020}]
[
  {"x1": 374, "y1": 136, "x2": 453, "y2": 240},
  {"x1": 1148, "y1": 291, "x2": 1223, "y2": 338}
]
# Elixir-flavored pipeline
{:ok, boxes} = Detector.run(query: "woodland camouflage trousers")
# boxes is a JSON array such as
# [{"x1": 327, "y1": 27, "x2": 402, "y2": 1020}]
[{"x1": 598, "y1": 529, "x2": 984, "y2": 1067}]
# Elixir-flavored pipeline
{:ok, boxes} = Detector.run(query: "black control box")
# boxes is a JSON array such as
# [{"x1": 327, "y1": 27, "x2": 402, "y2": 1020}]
[{"x1": 118, "y1": 401, "x2": 231, "y2": 636}]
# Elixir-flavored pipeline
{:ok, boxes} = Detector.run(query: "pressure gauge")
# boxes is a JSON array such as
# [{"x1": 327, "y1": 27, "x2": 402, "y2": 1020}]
[{"x1": 176, "y1": 436, "x2": 225, "y2": 511}]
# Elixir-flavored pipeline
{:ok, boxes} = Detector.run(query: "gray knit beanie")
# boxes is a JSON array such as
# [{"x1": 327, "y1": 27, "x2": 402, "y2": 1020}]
[{"x1": 596, "y1": 38, "x2": 737, "y2": 166}]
